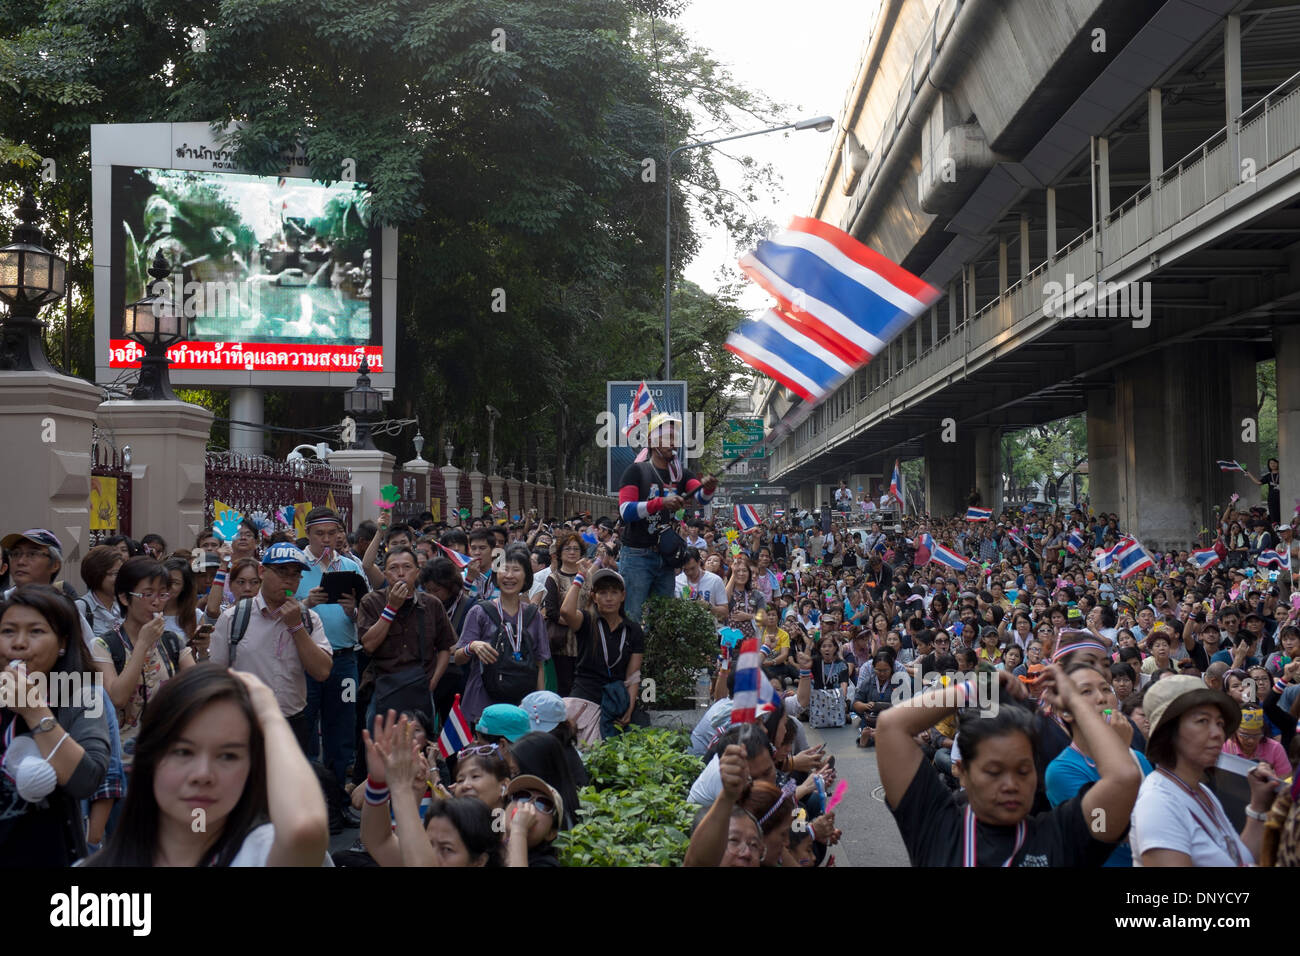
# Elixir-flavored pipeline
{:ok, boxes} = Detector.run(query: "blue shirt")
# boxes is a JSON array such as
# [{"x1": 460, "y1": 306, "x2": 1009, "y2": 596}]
[
  {"x1": 1045, "y1": 745, "x2": 1152, "y2": 867},
  {"x1": 295, "y1": 550, "x2": 366, "y2": 651}
]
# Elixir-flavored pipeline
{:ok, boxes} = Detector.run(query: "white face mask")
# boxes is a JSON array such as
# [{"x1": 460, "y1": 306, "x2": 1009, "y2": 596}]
[{"x1": 2, "y1": 735, "x2": 57, "y2": 803}]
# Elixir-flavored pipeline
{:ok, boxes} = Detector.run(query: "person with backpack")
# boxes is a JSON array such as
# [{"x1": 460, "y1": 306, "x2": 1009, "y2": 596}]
[
  {"x1": 206, "y1": 543, "x2": 333, "y2": 752},
  {"x1": 75, "y1": 545, "x2": 124, "y2": 641},
  {"x1": 91, "y1": 557, "x2": 192, "y2": 769},
  {"x1": 2, "y1": 529, "x2": 95, "y2": 652},
  {"x1": 451, "y1": 545, "x2": 549, "y2": 725}
]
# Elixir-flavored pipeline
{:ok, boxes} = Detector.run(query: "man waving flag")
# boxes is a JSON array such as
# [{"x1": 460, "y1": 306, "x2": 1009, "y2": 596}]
[{"x1": 625, "y1": 381, "x2": 657, "y2": 438}]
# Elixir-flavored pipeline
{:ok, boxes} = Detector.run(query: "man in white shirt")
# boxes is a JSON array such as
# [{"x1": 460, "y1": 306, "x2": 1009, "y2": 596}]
[
  {"x1": 529, "y1": 547, "x2": 551, "y2": 604},
  {"x1": 834, "y1": 480, "x2": 853, "y2": 514},
  {"x1": 675, "y1": 548, "x2": 728, "y2": 624}
]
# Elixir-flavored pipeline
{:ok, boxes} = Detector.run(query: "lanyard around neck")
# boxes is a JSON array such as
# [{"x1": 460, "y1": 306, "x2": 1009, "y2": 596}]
[
  {"x1": 962, "y1": 805, "x2": 1025, "y2": 867},
  {"x1": 494, "y1": 598, "x2": 523, "y2": 657},
  {"x1": 1155, "y1": 768, "x2": 1245, "y2": 866},
  {"x1": 596, "y1": 616, "x2": 626, "y2": 676}
]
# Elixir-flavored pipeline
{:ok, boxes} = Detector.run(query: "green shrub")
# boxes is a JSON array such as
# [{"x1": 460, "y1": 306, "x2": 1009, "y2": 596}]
[
  {"x1": 556, "y1": 728, "x2": 702, "y2": 867},
  {"x1": 641, "y1": 595, "x2": 718, "y2": 708}
]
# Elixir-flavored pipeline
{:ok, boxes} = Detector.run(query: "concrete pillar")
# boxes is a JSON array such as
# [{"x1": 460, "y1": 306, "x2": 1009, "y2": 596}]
[
  {"x1": 1086, "y1": 386, "x2": 1120, "y2": 516},
  {"x1": 998, "y1": 238, "x2": 1008, "y2": 293},
  {"x1": 329, "y1": 448, "x2": 397, "y2": 530},
  {"x1": 1108, "y1": 342, "x2": 1249, "y2": 550},
  {"x1": 1098, "y1": 136, "x2": 1111, "y2": 219},
  {"x1": 1046, "y1": 187, "x2": 1058, "y2": 258},
  {"x1": 1275, "y1": 325, "x2": 1300, "y2": 526},
  {"x1": 0, "y1": 372, "x2": 101, "y2": 585},
  {"x1": 488, "y1": 474, "x2": 504, "y2": 513},
  {"x1": 1149, "y1": 88, "x2": 1164, "y2": 193},
  {"x1": 973, "y1": 426, "x2": 1003, "y2": 516},
  {"x1": 96, "y1": 399, "x2": 215, "y2": 563},
  {"x1": 229, "y1": 387, "x2": 264, "y2": 457},
  {"x1": 1225, "y1": 344, "x2": 1260, "y2": 505},
  {"x1": 467, "y1": 470, "x2": 485, "y2": 520},
  {"x1": 441, "y1": 465, "x2": 460, "y2": 525},
  {"x1": 505, "y1": 477, "x2": 521, "y2": 518},
  {"x1": 924, "y1": 430, "x2": 975, "y2": 518},
  {"x1": 947, "y1": 282, "x2": 957, "y2": 335},
  {"x1": 1226, "y1": 15, "x2": 1242, "y2": 169},
  {"x1": 1019, "y1": 216, "x2": 1030, "y2": 280}
]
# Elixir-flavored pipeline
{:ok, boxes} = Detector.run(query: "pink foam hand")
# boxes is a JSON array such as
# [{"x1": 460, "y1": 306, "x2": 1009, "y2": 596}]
[{"x1": 824, "y1": 779, "x2": 849, "y2": 814}]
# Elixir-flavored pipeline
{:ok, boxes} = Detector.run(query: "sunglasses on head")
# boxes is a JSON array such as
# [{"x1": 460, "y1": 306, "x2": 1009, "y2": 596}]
[{"x1": 460, "y1": 743, "x2": 500, "y2": 758}]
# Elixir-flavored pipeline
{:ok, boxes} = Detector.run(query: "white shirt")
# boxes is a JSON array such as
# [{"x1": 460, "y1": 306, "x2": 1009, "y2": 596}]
[
  {"x1": 229, "y1": 823, "x2": 335, "y2": 867},
  {"x1": 675, "y1": 569, "x2": 727, "y2": 610},
  {"x1": 530, "y1": 566, "x2": 551, "y2": 600},
  {"x1": 1130, "y1": 770, "x2": 1253, "y2": 867}
]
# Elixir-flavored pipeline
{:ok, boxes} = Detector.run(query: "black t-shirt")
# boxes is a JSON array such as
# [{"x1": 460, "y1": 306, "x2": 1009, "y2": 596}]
[
  {"x1": 862, "y1": 563, "x2": 892, "y2": 601},
  {"x1": 569, "y1": 610, "x2": 645, "y2": 704},
  {"x1": 528, "y1": 845, "x2": 560, "y2": 867},
  {"x1": 617, "y1": 460, "x2": 701, "y2": 549},
  {"x1": 889, "y1": 760, "x2": 1115, "y2": 867}
]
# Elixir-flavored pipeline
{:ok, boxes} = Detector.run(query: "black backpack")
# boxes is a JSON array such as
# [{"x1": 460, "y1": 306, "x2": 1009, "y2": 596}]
[
  {"x1": 102, "y1": 625, "x2": 182, "y2": 677},
  {"x1": 229, "y1": 597, "x2": 314, "y2": 667},
  {"x1": 477, "y1": 600, "x2": 540, "y2": 704}
]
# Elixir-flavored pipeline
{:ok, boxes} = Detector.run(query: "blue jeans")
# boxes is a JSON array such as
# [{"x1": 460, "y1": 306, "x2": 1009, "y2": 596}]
[
  {"x1": 619, "y1": 545, "x2": 677, "y2": 623},
  {"x1": 304, "y1": 650, "x2": 358, "y2": 785}
]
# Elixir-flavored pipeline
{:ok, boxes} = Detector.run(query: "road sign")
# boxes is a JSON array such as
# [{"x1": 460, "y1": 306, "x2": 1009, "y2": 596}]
[{"x1": 722, "y1": 418, "x2": 765, "y2": 459}]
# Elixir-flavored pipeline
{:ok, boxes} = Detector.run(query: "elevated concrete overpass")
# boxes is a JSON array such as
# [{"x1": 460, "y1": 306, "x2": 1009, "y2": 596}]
[{"x1": 762, "y1": 0, "x2": 1300, "y2": 549}]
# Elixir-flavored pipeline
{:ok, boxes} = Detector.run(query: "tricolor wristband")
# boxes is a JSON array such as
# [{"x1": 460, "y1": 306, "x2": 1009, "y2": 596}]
[
  {"x1": 573, "y1": 574, "x2": 585, "y2": 588},
  {"x1": 364, "y1": 780, "x2": 390, "y2": 805},
  {"x1": 798, "y1": 669, "x2": 812, "y2": 679},
  {"x1": 380, "y1": 606, "x2": 397, "y2": 622},
  {"x1": 213, "y1": 570, "x2": 228, "y2": 587}
]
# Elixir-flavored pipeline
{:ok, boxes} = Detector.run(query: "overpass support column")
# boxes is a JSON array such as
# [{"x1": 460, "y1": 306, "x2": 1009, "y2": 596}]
[
  {"x1": 1275, "y1": 325, "x2": 1300, "y2": 527},
  {"x1": 1086, "y1": 386, "x2": 1120, "y2": 517},
  {"x1": 973, "y1": 426, "x2": 1003, "y2": 517},
  {"x1": 1106, "y1": 343, "x2": 1252, "y2": 550},
  {"x1": 924, "y1": 430, "x2": 974, "y2": 518}
]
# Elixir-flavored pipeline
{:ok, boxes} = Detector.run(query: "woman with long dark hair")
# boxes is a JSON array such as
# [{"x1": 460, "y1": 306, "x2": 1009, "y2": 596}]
[
  {"x1": 83, "y1": 664, "x2": 329, "y2": 866},
  {"x1": 1246, "y1": 458, "x2": 1282, "y2": 527},
  {"x1": 509, "y1": 730, "x2": 582, "y2": 831},
  {"x1": 0, "y1": 586, "x2": 110, "y2": 866}
]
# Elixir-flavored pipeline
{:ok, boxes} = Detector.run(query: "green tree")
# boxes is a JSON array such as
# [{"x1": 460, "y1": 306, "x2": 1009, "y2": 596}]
[{"x1": 1004, "y1": 415, "x2": 1087, "y2": 506}]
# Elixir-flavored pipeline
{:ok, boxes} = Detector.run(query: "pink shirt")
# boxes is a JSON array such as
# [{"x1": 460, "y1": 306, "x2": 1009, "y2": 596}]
[
  {"x1": 1222, "y1": 735, "x2": 1293, "y2": 782},
  {"x1": 209, "y1": 593, "x2": 330, "y2": 715}
]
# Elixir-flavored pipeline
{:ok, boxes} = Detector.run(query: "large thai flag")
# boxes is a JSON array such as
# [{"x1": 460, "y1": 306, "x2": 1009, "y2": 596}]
[
  {"x1": 966, "y1": 506, "x2": 992, "y2": 522},
  {"x1": 1217, "y1": 460, "x2": 1246, "y2": 473},
  {"x1": 1007, "y1": 529, "x2": 1030, "y2": 551},
  {"x1": 1191, "y1": 547, "x2": 1221, "y2": 570},
  {"x1": 1116, "y1": 538, "x2": 1155, "y2": 579},
  {"x1": 928, "y1": 538, "x2": 970, "y2": 572},
  {"x1": 730, "y1": 638, "x2": 781, "y2": 725},
  {"x1": 727, "y1": 216, "x2": 939, "y2": 402},
  {"x1": 1258, "y1": 548, "x2": 1291, "y2": 571},
  {"x1": 735, "y1": 504, "x2": 761, "y2": 531},
  {"x1": 624, "y1": 381, "x2": 656, "y2": 438},
  {"x1": 437, "y1": 694, "x2": 473, "y2": 758},
  {"x1": 1066, "y1": 528, "x2": 1086, "y2": 554},
  {"x1": 1094, "y1": 540, "x2": 1123, "y2": 572}
]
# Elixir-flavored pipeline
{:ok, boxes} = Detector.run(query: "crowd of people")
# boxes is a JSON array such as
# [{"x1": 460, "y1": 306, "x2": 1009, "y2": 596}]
[{"x1": 2, "y1": 407, "x2": 1298, "y2": 867}]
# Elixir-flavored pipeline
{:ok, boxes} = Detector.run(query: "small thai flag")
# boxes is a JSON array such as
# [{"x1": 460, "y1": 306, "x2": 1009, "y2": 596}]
[
  {"x1": 1007, "y1": 529, "x2": 1029, "y2": 551},
  {"x1": 730, "y1": 638, "x2": 781, "y2": 725},
  {"x1": 1066, "y1": 528, "x2": 1086, "y2": 554},
  {"x1": 437, "y1": 542, "x2": 471, "y2": 570},
  {"x1": 625, "y1": 381, "x2": 657, "y2": 438},
  {"x1": 772, "y1": 509, "x2": 785, "y2": 519},
  {"x1": 1116, "y1": 538, "x2": 1155, "y2": 579},
  {"x1": 889, "y1": 459, "x2": 903, "y2": 506},
  {"x1": 1257, "y1": 548, "x2": 1291, "y2": 571},
  {"x1": 929, "y1": 539, "x2": 970, "y2": 572},
  {"x1": 966, "y1": 506, "x2": 992, "y2": 522},
  {"x1": 735, "y1": 504, "x2": 761, "y2": 531},
  {"x1": 1217, "y1": 460, "x2": 1246, "y2": 473},
  {"x1": 437, "y1": 694, "x2": 473, "y2": 759},
  {"x1": 915, "y1": 532, "x2": 933, "y2": 566},
  {"x1": 1191, "y1": 548, "x2": 1221, "y2": 570},
  {"x1": 1094, "y1": 541, "x2": 1122, "y2": 572}
]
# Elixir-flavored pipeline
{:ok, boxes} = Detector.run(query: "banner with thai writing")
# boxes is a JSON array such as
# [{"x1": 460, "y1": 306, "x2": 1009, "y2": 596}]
[{"x1": 108, "y1": 339, "x2": 385, "y2": 373}]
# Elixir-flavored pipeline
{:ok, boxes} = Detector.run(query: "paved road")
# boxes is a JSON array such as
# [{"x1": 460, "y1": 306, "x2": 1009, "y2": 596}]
[{"x1": 804, "y1": 719, "x2": 911, "y2": 867}]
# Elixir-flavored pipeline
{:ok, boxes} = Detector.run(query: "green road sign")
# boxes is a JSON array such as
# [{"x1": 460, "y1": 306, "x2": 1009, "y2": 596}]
[{"x1": 722, "y1": 418, "x2": 765, "y2": 459}]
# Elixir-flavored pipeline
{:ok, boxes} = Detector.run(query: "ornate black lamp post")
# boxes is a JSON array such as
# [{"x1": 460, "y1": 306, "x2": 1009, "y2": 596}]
[
  {"x1": 0, "y1": 189, "x2": 67, "y2": 372},
  {"x1": 343, "y1": 357, "x2": 383, "y2": 450},
  {"x1": 123, "y1": 253, "x2": 184, "y2": 400}
]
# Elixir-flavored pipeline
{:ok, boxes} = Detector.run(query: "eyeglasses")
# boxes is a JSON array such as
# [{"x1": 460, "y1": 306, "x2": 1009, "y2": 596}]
[
  {"x1": 130, "y1": 590, "x2": 171, "y2": 602},
  {"x1": 9, "y1": 548, "x2": 49, "y2": 562},
  {"x1": 510, "y1": 790, "x2": 556, "y2": 815},
  {"x1": 726, "y1": 834, "x2": 765, "y2": 857},
  {"x1": 459, "y1": 743, "x2": 500, "y2": 758},
  {"x1": 267, "y1": 565, "x2": 304, "y2": 578}
]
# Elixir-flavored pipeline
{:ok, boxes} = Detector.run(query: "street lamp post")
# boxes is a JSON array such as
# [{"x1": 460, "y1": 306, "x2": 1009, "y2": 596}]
[
  {"x1": 343, "y1": 357, "x2": 384, "y2": 450},
  {"x1": 663, "y1": 115, "x2": 834, "y2": 379},
  {"x1": 123, "y1": 253, "x2": 185, "y2": 400},
  {"x1": 0, "y1": 189, "x2": 67, "y2": 372}
]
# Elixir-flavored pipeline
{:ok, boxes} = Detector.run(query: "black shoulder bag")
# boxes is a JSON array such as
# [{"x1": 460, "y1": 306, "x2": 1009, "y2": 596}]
[
  {"x1": 479, "y1": 600, "x2": 540, "y2": 704},
  {"x1": 373, "y1": 599, "x2": 433, "y2": 717}
]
